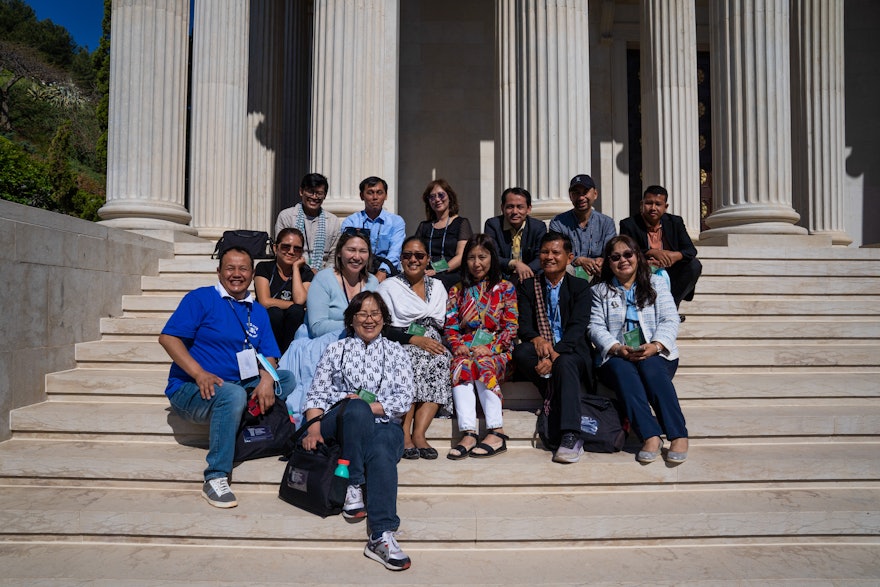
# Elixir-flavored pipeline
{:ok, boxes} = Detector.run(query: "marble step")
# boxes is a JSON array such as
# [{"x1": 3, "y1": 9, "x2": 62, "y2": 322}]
[
  {"x1": 697, "y1": 258, "x2": 880, "y2": 277},
  {"x1": 1, "y1": 484, "x2": 876, "y2": 545},
  {"x1": 1, "y1": 438, "x2": 878, "y2": 488},
  {"x1": 3, "y1": 542, "x2": 877, "y2": 586},
  {"x1": 10, "y1": 399, "x2": 880, "y2": 441},
  {"x1": 73, "y1": 338, "x2": 880, "y2": 370},
  {"x1": 692, "y1": 276, "x2": 880, "y2": 295},
  {"x1": 44, "y1": 369, "x2": 880, "y2": 400}
]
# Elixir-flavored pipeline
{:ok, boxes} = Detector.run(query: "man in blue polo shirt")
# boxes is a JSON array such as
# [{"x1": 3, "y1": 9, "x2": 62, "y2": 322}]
[
  {"x1": 159, "y1": 247, "x2": 294, "y2": 508},
  {"x1": 340, "y1": 176, "x2": 406, "y2": 281}
]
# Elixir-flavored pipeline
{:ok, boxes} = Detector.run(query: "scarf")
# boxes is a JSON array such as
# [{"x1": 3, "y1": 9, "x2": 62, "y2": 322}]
[{"x1": 295, "y1": 204, "x2": 327, "y2": 271}]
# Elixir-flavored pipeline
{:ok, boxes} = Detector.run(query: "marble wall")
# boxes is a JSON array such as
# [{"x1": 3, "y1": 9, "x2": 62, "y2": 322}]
[{"x1": 0, "y1": 201, "x2": 173, "y2": 440}]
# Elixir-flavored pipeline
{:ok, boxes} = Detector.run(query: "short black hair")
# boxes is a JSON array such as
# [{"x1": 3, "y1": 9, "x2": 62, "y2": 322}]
[
  {"x1": 500, "y1": 186, "x2": 532, "y2": 207},
  {"x1": 300, "y1": 173, "x2": 329, "y2": 192},
  {"x1": 344, "y1": 291, "x2": 391, "y2": 336},
  {"x1": 540, "y1": 231, "x2": 572, "y2": 253},
  {"x1": 217, "y1": 246, "x2": 254, "y2": 269},
  {"x1": 643, "y1": 185, "x2": 669, "y2": 202},
  {"x1": 359, "y1": 176, "x2": 388, "y2": 194}
]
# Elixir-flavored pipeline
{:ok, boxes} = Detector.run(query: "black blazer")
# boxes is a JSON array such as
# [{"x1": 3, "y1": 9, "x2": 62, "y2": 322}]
[
  {"x1": 484, "y1": 215, "x2": 547, "y2": 274},
  {"x1": 516, "y1": 273, "x2": 591, "y2": 361},
  {"x1": 619, "y1": 213, "x2": 698, "y2": 263}
]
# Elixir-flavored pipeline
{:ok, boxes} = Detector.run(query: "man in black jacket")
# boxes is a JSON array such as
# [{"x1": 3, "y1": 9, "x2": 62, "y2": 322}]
[
  {"x1": 484, "y1": 187, "x2": 547, "y2": 283},
  {"x1": 619, "y1": 185, "x2": 701, "y2": 308},
  {"x1": 513, "y1": 232, "x2": 593, "y2": 464}
]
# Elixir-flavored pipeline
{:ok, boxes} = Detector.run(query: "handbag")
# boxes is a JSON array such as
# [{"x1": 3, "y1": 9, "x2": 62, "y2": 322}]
[
  {"x1": 233, "y1": 395, "x2": 298, "y2": 462},
  {"x1": 212, "y1": 230, "x2": 274, "y2": 260},
  {"x1": 578, "y1": 393, "x2": 626, "y2": 453},
  {"x1": 278, "y1": 399, "x2": 351, "y2": 517}
]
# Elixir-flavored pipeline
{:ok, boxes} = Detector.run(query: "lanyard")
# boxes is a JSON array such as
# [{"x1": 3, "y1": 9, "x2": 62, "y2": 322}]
[
  {"x1": 340, "y1": 337, "x2": 386, "y2": 392},
  {"x1": 225, "y1": 298, "x2": 253, "y2": 350},
  {"x1": 429, "y1": 216, "x2": 450, "y2": 260}
]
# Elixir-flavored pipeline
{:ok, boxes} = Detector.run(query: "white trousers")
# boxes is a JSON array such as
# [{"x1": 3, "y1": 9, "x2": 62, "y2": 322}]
[{"x1": 452, "y1": 382, "x2": 503, "y2": 431}]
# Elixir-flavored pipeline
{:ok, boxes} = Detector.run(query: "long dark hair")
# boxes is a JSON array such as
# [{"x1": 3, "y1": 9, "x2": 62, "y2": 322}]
[
  {"x1": 461, "y1": 233, "x2": 502, "y2": 288},
  {"x1": 421, "y1": 179, "x2": 460, "y2": 221},
  {"x1": 334, "y1": 229, "x2": 373, "y2": 281},
  {"x1": 598, "y1": 235, "x2": 656, "y2": 309}
]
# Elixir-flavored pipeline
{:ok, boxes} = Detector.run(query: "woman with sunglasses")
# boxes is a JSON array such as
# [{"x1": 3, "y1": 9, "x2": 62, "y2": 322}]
[
  {"x1": 590, "y1": 235, "x2": 688, "y2": 464},
  {"x1": 278, "y1": 229, "x2": 379, "y2": 425},
  {"x1": 413, "y1": 179, "x2": 473, "y2": 291},
  {"x1": 254, "y1": 228, "x2": 314, "y2": 354},
  {"x1": 444, "y1": 234, "x2": 518, "y2": 459},
  {"x1": 378, "y1": 236, "x2": 452, "y2": 460}
]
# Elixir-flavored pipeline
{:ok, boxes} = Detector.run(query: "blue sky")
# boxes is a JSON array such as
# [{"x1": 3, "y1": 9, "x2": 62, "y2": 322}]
[{"x1": 25, "y1": 0, "x2": 105, "y2": 52}]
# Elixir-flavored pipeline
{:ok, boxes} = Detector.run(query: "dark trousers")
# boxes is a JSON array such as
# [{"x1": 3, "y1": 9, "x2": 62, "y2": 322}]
[
  {"x1": 266, "y1": 304, "x2": 305, "y2": 354},
  {"x1": 667, "y1": 258, "x2": 702, "y2": 307},
  {"x1": 513, "y1": 342, "x2": 591, "y2": 433}
]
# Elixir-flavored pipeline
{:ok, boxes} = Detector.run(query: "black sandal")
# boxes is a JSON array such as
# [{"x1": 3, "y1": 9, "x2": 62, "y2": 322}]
[
  {"x1": 470, "y1": 430, "x2": 509, "y2": 458},
  {"x1": 447, "y1": 432, "x2": 479, "y2": 460}
]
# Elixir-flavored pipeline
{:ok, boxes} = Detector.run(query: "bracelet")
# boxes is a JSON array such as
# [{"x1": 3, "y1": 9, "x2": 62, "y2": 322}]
[{"x1": 654, "y1": 342, "x2": 662, "y2": 354}]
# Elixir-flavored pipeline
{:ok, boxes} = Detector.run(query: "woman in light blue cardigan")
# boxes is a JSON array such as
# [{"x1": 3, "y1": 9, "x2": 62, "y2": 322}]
[{"x1": 590, "y1": 235, "x2": 688, "y2": 464}]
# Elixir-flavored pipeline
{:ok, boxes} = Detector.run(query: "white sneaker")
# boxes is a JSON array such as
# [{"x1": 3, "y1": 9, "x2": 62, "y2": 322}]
[
  {"x1": 201, "y1": 477, "x2": 238, "y2": 508},
  {"x1": 364, "y1": 531, "x2": 411, "y2": 571},
  {"x1": 342, "y1": 484, "x2": 366, "y2": 520}
]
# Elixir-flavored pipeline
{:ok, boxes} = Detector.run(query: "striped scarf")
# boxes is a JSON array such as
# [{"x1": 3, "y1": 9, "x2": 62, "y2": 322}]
[{"x1": 295, "y1": 205, "x2": 327, "y2": 271}]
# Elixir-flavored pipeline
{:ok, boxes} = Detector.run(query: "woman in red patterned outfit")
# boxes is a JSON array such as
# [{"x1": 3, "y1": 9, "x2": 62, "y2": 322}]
[{"x1": 444, "y1": 234, "x2": 518, "y2": 459}]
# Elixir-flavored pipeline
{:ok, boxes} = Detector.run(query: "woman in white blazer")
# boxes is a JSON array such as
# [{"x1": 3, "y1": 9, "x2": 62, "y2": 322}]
[{"x1": 590, "y1": 235, "x2": 688, "y2": 464}]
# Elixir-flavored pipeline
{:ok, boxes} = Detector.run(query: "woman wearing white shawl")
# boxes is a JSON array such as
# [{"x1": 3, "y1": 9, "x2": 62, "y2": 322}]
[{"x1": 378, "y1": 236, "x2": 452, "y2": 460}]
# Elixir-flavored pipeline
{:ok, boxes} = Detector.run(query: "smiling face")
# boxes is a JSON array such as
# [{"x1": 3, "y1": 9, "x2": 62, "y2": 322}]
[
  {"x1": 640, "y1": 192, "x2": 669, "y2": 227},
  {"x1": 427, "y1": 185, "x2": 449, "y2": 219},
  {"x1": 217, "y1": 249, "x2": 254, "y2": 300},
  {"x1": 466, "y1": 245, "x2": 492, "y2": 282},
  {"x1": 568, "y1": 185, "x2": 598, "y2": 213},
  {"x1": 299, "y1": 185, "x2": 327, "y2": 216},
  {"x1": 608, "y1": 240, "x2": 638, "y2": 285},
  {"x1": 360, "y1": 182, "x2": 388, "y2": 218},
  {"x1": 352, "y1": 296, "x2": 384, "y2": 343},
  {"x1": 338, "y1": 236, "x2": 370, "y2": 278},
  {"x1": 502, "y1": 193, "x2": 531, "y2": 229},
  {"x1": 401, "y1": 239, "x2": 429, "y2": 283},
  {"x1": 539, "y1": 238, "x2": 573, "y2": 281},
  {"x1": 274, "y1": 232, "x2": 304, "y2": 268}
]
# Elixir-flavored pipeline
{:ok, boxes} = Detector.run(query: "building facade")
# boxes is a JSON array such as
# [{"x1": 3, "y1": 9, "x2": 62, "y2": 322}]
[{"x1": 98, "y1": 0, "x2": 879, "y2": 246}]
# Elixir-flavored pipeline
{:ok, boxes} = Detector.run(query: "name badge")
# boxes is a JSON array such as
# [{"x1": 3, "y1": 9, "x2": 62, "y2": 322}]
[
  {"x1": 574, "y1": 266, "x2": 590, "y2": 280},
  {"x1": 236, "y1": 348, "x2": 259, "y2": 380},
  {"x1": 431, "y1": 258, "x2": 449, "y2": 272},
  {"x1": 623, "y1": 327, "x2": 645, "y2": 349},
  {"x1": 406, "y1": 323, "x2": 427, "y2": 336},
  {"x1": 357, "y1": 388, "x2": 377, "y2": 403},
  {"x1": 470, "y1": 328, "x2": 493, "y2": 347}
]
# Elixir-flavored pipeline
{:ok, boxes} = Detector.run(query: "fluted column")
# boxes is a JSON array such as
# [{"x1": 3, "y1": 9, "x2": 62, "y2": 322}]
[
  {"x1": 791, "y1": 0, "x2": 851, "y2": 245},
  {"x1": 99, "y1": 0, "x2": 194, "y2": 233},
  {"x1": 189, "y1": 0, "x2": 250, "y2": 239},
  {"x1": 246, "y1": 0, "x2": 285, "y2": 234},
  {"x1": 311, "y1": 0, "x2": 399, "y2": 215},
  {"x1": 640, "y1": 0, "x2": 700, "y2": 233},
  {"x1": 497, "y1": 0, "x2": 590, "y2": 220},
  {"x1": 703, "y1": 0, "x2": 806, "y2": 236}
]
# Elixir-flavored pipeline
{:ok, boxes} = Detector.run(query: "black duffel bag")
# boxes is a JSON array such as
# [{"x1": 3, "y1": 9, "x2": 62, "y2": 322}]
[
  {"x1": 212, "y1": 230, "x2": 273, "y2": 260},
  {"x1": 233, "y1": 395, "x2": 298, "y2": 462},
  {"x1": 578, "y1": 393, "x2": 626, "y2": 453}
]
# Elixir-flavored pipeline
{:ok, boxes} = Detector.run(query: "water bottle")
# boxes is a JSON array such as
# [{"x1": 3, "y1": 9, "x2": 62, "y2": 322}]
[{"x1": 330, "y1": 458, "x2": 350, "y2": 507}]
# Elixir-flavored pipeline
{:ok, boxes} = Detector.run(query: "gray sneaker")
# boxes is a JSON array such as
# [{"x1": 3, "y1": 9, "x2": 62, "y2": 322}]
[
  {"x1": 202, "y1": 477, "x2": 238, "y2": 508},
  {"x1": 364, "y1": 531, "x2": 411, "y2": 571},
  {"x1": 553, "y1": 432, "x2": 584, "y2": 464}
]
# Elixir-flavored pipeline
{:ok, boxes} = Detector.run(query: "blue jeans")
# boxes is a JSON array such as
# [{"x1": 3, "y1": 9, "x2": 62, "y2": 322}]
[
  {"x1": 169, "y1": 369, "x2": 293, "y2": 481},
  {"x1": 599, "y1": 356, "x2": 687, "y2": 442},
  {"x1": 320, "y1": 399, "x2": 404, "y2": 537}
]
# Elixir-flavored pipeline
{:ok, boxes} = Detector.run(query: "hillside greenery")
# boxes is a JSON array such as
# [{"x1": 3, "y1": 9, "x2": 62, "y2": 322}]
[{"x1": 0, "y1": 0, "x2": 109, "y2": 220}]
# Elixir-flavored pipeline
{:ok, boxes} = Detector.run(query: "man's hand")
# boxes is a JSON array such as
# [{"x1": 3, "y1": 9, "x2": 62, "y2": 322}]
[
  {"x1": 531, "y1": 336, "x2": 554, "y2": 359},
  {"x1": 646, "y1": 249, "x2": 681, "y2": 268},
  {"x1": 573, "y1": 256, "x2": 603, "y2": 275},
  {"x1": 511, "y1": 260, "x2": 534, "y2": 281},
  {"x1": 535, "y1": 357, "x2": 553, "y2": 377},
  {"x1": 194, "y1": 368, "x2": 224, "y2": 399},
  {"x1": 253, "y1": 372, "x2": 276, "y2": 413}
]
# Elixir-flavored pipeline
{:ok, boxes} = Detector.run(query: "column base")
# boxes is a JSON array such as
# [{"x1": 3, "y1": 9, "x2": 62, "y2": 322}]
[
  {"x1": 530, "y1": 201, "x2": 573, "y2": 222},
  {"x1": 703, "y1": 203, "x2": 807, "y2": 237},
  {"x1": 809, "y1": 230, "x2": 853, "y2": 247},
  {"x1": 98, "y1": 199, "x2": 194, "y2": 232}
]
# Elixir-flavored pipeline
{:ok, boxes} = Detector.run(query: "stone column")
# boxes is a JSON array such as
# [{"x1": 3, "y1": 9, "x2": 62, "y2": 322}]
[
  {"x1": 99, "y1": 0, "x2": 194, "y2": 233},
  {"x1": 703, "y1": 0, "x2": 806, "y2": 237},
  {"x1": 189, "y1": 0, "x2": 250, "y2": 239},
  {"x1": 497, "y1": 0, "x2": 590, "y2": 220},
  {"x1": 246, "y1": 0, "x2": 285, "y2": 234},
  {"x1": 791, "y1": 0, "x2": 851, "y2": 245},
  {"x1": 311, "y1": 0, "x2": 399, "y2": 215},
  {"x1": 640, "y1": 0, "x2": 700, "y2": 233}
]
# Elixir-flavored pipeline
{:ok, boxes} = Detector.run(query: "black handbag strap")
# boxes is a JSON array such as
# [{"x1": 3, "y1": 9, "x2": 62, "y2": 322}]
[{"x1": 290, "y1": 397, "x2": 352, "y2": 453}]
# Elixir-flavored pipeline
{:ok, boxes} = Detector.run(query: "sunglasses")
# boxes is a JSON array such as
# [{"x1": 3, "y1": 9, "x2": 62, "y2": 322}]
[
  {"x1": 401, "y1": 251, "x2": 427, "y2": 260},
  {"x1": 609, "y1": 250, "x2": 635, "y2": 263},
  {"x1": 278, "y1": 244, "x2": 303, "y2": 254},
  {"x1": 428, "y1": 192, "x2": 447, "y2": 202},
  {"x1": 343, "y1": 227, "x2": 372, "y2": 240}
]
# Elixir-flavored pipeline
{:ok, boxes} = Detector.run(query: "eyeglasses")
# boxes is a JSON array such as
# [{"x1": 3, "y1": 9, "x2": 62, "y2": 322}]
[
  {"x1": 302, "y1": 189, "x2": 326, "y2": 201},
  {"x1": 608, "y1": 250, "x2": 635, "y2": 263},
  {"x1": 400, "y1": 251, "x2": 427, "y2": 260},
  {"x1": 428, "y1": 192, "x2": 447, "y2": 202},
  {"x1": 278, "y1": 244, "x2": 303, "y2": 254},
  {"x1": 354, "y1": 311, "x2": 383, "y2": 321},
  {"x1": 343, "y1": 227, "x2": 372, "y2": 240}
]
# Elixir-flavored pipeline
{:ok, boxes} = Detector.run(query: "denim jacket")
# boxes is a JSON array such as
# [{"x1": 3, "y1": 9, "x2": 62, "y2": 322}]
[{"x1": 590, "y1": 274, "x2": 679, "y2": 365}]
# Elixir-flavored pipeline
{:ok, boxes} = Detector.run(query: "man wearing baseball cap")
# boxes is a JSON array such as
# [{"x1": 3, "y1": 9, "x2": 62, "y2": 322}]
[{"x1": 549, "y1": 174, "x2": 617, "y2": 277}]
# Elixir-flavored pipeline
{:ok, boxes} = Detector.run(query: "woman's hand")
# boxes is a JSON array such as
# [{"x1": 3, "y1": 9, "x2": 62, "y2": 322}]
[
  {"x1": 425, "y1": 268, "x2": 437, "y2": 277},
  {"x1": 301, "y1": 421, "x2": 325, "y2": 451},
  {"x1": 411, "y1": 335, "x2": 446, "y2": 355},
  {"x1": 471, "y1": 344, "x2": 493, "y2": 357},
  {"x1": 453, "y1": 345, "x2": 470, "y2": 357},
  {"x1": 535, "y1": 357, "x2": 553, "y2": 377}
]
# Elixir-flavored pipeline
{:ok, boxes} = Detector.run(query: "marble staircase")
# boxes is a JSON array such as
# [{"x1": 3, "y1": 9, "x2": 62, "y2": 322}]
[{"x1": 2, "y1": 238, "x2": 880, "y2": 585}]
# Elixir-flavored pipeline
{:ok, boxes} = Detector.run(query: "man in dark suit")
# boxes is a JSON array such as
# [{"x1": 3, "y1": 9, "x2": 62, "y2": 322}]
[
  {"x1": 513, "y1": 232, "x2": 593, "y2": 464},
  {"x1": 484, "y1": 187, "x2": 547, "y2": 283},
  {"x1": 620, "y1": 185, "x2": 702, "y2": 308}
]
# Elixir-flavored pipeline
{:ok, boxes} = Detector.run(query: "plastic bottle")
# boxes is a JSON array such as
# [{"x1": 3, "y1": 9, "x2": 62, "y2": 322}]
[
  {"x1": 330, "y1": 459, "x2": 350, "y2": 508},
  {"x1": 334, "y1": 459, "x2": 350, "y2": 479}
]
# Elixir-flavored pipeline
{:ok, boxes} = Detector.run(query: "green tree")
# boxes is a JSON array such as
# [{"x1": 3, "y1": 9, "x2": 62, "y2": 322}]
[
  {"x1": 93, "y1": 0, "x2": 111, "y2": 172},
  {"x1": 47, "y1": 118, "x2": 77, "y2": 213},
  {"x1": 0, "y1": 134, "x2": 53, "y2": 208}
]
